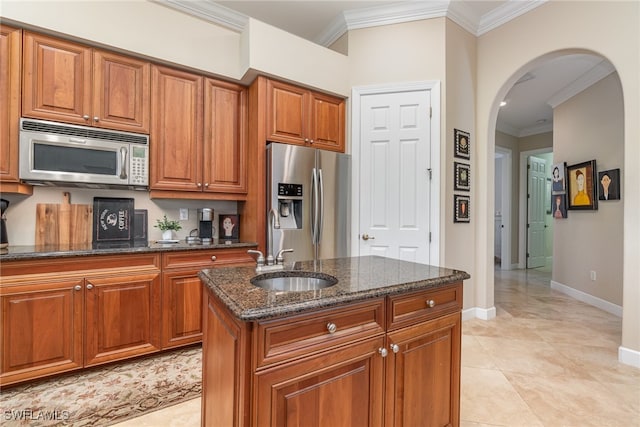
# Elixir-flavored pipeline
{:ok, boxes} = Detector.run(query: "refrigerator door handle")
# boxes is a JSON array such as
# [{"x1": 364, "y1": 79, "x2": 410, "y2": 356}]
[
  {"x1": 318, "y1": 168, "x2": 324, "y2": 244},
  {"x1": 311, "y1": 168, "x2": 319, "y2": 244}
]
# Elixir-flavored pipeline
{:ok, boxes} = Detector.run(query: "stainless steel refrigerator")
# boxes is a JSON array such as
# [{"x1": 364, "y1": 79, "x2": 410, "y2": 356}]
[{"x1": 267, "y1": 142, "x2": 351, "y2": 263}]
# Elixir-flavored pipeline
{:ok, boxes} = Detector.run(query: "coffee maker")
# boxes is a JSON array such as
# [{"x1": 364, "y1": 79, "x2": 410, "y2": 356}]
[
  {"x1": 1, "y1": 199, "x2": 9, "y2": 249},
  {"x1": 198, "y1": 208, "x2": 214, "y2": 245}
]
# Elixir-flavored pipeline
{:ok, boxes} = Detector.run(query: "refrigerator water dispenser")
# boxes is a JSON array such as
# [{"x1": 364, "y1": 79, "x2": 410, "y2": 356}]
[{"x1": 277, "y1": 183, "x2": 302, "y2": 229}]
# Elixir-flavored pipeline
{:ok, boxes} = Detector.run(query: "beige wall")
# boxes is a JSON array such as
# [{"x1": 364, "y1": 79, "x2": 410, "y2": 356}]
[
  {"x1": 553, "y1": 73, "x2": 624, "y2": 305},
  {"x1": 477, "y1": 0, "x2": 639, "y2": 356}
]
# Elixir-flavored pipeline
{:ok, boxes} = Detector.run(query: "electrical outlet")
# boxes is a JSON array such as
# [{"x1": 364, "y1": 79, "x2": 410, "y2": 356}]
[
  {"x1": 179, "y1": 208, "x2": 189, "y2": 220},
  {"x1": 590, "y1": 270, "x2": 597, "y2": 281}
]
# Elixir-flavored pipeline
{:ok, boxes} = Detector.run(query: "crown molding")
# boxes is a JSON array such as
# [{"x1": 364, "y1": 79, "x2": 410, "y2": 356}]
[
  {"x1": 151, "y1": 0, "x2": 248, "y2": 32},
  {"x1": 547, "y1": 60, "x2": 616, "y2": 108},
  {"x1": 153, "y1": 0, "x2": 547, "y2": 47},
  {"x1": 476, "y1": 0, "x2": 547, "y2": 35}
]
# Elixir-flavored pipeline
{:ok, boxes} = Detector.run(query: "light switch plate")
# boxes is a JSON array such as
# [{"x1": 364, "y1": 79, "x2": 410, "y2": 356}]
[{"x1": 179, "y1": 208, "x2": 188, "y2": 220}]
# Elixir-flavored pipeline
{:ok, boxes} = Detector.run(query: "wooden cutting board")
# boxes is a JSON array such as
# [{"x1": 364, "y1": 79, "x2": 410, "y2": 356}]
[{"x1": 35, "y1": 192, "x2": 93, "y2": 247}]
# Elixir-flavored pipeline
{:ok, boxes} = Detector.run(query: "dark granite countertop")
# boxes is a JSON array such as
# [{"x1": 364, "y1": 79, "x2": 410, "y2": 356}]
[
  {"x1": 0, "y1": 241, "x2": 258, "y2": 261},
  {"x1": 199, "y1": 256, "x2": 470, "y2": 321}
]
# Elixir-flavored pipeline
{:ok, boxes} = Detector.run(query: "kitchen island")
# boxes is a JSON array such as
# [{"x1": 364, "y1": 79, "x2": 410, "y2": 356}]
[{"x1": 199, "y1": 255, "x2": 470, "y2": 427}]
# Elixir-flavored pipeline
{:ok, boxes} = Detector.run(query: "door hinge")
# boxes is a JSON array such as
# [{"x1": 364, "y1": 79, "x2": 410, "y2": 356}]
[
  {"x1": 428, "y1": 231, "x2": 432, "y2": 243},
  {"x1": 429, "y1": 107, "x2": 432, "y2": 119},
  {"x1": 527, "y1": 253, "x2": 530, "y2": 258},
  {"x1": 427, "y1": 168, "x2": 432, "y2": 180}
]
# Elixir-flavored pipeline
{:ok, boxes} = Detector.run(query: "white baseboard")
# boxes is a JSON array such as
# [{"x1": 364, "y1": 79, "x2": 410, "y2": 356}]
[
  {"x1": 618, "y1": 346, "x2": 640, "y2": 369},
  {"x1": 550, "y1": 280, "x2": 623, "y2": 317},
  {"x1": 462, "y1": 306, "x2": 496, "y2": 321}
]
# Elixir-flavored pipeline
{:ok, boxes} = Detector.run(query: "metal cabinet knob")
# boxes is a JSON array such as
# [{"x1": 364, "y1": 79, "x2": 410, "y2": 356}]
[
  {"x1": 211, "y1": 256, "x2": 217, "y2": 261},
  {"x1": 74, "y1": 285, "x2": 82, "y2": 291},
  {"x1": 426, "y1": 299, "x2": 435, "y2": 308},
  {"x1": 378, "y1": 347, "x2": 388, "y2": 357},
  {"x1": 362, "y1": 234, "x2": 375, "y2": 241},
  {"x1": 93, "y1": 116, "x2": 99, "y2": 122},
  {"x1": 86, "y1": 284, "x2": 94, "y2": 290},
  {"x1": 197, "y1": 183, "x2": 202, "y2": 187},
  {"x1": 204, "y1": 183, "x2": 209, "y2": 188},
  {"x1": 304, "y1": 138, "x2": 309, "y2": 143},
  {"x1": 326, "y1": 322, "x2": 337, "y2": 334},
  {"x1": 309, "y1": 139, "x2": 314, "y2": 144},
  {"x1": 83, "y1": 115, "x2": 90, "y2": 120},
  {"x1": 390, "y1": 344, "x2": 400, "y2": 353}
]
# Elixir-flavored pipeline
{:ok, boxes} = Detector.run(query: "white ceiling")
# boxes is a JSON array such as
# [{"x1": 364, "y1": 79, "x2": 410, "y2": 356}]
[{"x1": 156, "y1": 0, "x2": 616, "y2": 137}]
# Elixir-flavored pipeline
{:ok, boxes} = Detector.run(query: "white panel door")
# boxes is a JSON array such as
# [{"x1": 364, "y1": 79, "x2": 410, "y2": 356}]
[
  {"x1": 527, "y1": 156, "x2": 547, "y2": 268},
  {"x1": 359, "y1": 90, "x2": 431, "y2": 263}
]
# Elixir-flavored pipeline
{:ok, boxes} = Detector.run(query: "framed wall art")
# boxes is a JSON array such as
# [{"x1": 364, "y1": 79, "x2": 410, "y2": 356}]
[
  {"x1": 454, "y1": 129, "x2": 470, "y2": 159},
  {"x1": 219, "y1": 214, "x2": 239, "y2": 242},
  {"x1": 551, "y1": 162, "x2": 567, "y2": 194},
  {"x1": 598, "y1": 168, "x2": 620, "y2": 201},
  {"x1": 567, "y1": 160, "x2": 598, "y2": 210},
  {"x1": 551, "y1": 193, "x2": 568, "y2": 219},
  {"x1": 454, "y1": 194, "x2": 470, "y2": 223},
  {"x1": 454, "y1": 162, "x2": 470, "y2": 191}
]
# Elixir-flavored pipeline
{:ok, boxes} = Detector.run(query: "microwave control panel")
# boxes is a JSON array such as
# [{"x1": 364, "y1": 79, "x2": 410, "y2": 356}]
[{"x1": 130, "y1": 145, "x2": 149, "y2": 185}]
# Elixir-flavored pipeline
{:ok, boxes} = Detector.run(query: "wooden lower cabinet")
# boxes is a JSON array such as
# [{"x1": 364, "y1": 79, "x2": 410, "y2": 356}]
[
  {"x1": 0, "y1": 278, "x2": 84, "y2": 385},
  {"x1": 385, "y1": 312, "x2": 461, "y2": 427},
  {"x1": 161, "y1": 248, "x2": 254, "y2": 349},
  {"x1": 202, "y1": 282, "x2": 462, "y2": 427},
  {"x1": 84, "y1": 272, "x2": 161, "y2": 366}
]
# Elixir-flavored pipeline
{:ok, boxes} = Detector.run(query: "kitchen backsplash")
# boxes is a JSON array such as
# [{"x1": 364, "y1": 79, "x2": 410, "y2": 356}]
[{"x1": 1, "y1": 187, "x2": 238, "y2": 246}]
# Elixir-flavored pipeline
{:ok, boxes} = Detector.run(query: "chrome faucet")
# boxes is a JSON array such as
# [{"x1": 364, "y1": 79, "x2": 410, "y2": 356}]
[
  {"x1": 266, "y1": 208, "x2": 280, "y2": 266},
  {"x1": 247, "y1": 209, "x2": 293, "y2": 272}
]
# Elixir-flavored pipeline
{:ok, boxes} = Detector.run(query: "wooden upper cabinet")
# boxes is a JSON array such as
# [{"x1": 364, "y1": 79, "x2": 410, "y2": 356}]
[
  {"x1": 150, "y1": 65, "x2": 203, "y2": 192},
  {"x1": 0, "y1": 25, "x2": 22, "y2": 185},
  {"x1": 266, "y1": 78, "x2": 345, "y2": 152},
  {"x1": 22, "y1": 31, "x2": 150, "y2": 133},
  {"x1": 204, "y1": 79, "x2": 248, "y2": 194},
  {"x1": 92, "y1": 50, "x2": 150, "y2": 133},
  {"x1": 150, "y1": 66, "x2": 248, "y2": 197}
]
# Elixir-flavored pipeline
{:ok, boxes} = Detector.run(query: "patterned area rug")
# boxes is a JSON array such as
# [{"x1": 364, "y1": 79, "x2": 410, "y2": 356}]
[{"x1": 0, "y1": 346, "x2": 202, "y2": 426}]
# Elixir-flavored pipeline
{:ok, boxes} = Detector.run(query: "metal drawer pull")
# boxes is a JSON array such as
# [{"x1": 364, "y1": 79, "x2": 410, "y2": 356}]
[
  {"x1": 426, "y1": 299, "x2": 435, "y2": 308},
  {"x1": 378, "y1": 347, "x2": 388, "y2": 357},
  {"x1": 326, "y1": 322, "x2": 337, "y2": 334},
  {"x1": 390, "y1": 344, "x2": 400, "y2": 353},
  {"x1": 86, "y1": 284, "x2": 94, "y2": 290},
  {"x1": 211, "y1": 256, "x2": 217, "y2": 261},
  {"x1": 74, "y1": 285, "x2": 82, "y2": 291}
]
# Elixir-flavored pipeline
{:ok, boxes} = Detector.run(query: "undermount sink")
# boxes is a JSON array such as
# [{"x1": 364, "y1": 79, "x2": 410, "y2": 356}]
[{"x1": 250, "y1": 271, "x2": 338, "y2": 292}]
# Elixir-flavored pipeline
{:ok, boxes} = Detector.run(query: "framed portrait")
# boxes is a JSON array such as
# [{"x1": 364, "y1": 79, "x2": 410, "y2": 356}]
[
  {"x1": 598, "y1": 168, "x2": 620, "y2": 201},
  {"x1": 551, "y1": 193, "x2": 568, "y2": 219},
  {"x1": 454, "y1": 162, "x2": 470, "y2": 191},
  {"x1": 454, "y1": 129, "x2": 470, "y2": 159},
  {"x1": 454, "y1": 195, "x2": 470, "y2": 223},
  {"x1": 551, "y1": 162, "x2": 567, "y2": 194},
  {"x1": 567, "y1": 160, "x2": 598, "y2": 210},
  {"x1": 219, "y1": 214, "x2": 240, "y2": 242}
]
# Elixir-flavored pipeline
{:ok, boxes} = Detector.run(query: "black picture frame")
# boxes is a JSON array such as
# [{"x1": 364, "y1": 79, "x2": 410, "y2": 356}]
[
  {"x1": 454, "y1": 162, "x2": 470, "y2": 191},
  {"x1": 219, "y1": 214, "x2": 240, "y2": 242},
  {"x1": 454, "y1": 129, "x2": 470, "y2": 159},
  {"x1": 567, "y1": 160, "x2": 598, "y2": 210},
  {"x1": 454, "y1": 195, "x2": 470, "y2": 223},
  {"x1": 598, "y1": 168, "x2": 620, "y2": 201}
]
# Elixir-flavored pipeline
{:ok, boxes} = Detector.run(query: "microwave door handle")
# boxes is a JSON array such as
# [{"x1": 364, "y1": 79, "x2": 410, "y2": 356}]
[{"x1": 119, "y1": 147, "x2": 128, "y2": 180}]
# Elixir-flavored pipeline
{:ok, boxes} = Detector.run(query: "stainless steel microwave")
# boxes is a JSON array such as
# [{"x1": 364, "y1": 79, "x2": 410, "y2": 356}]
[{"x1": 19, "y1": 118, "x2": 149, "y2": 190}]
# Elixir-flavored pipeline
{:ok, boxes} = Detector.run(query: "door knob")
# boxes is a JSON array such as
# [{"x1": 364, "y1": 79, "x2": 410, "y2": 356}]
[{"x1": 362, "y1": 234, "x2": 375, "y2": 241}]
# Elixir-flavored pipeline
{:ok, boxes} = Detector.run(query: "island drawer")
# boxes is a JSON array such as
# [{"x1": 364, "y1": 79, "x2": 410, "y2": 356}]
[
  {"x1": 254, "y1": 298, "x2": 385, "y2": 369},
  {"x1": 387, "y1": 282, "x2": 462, "y2": 330}
]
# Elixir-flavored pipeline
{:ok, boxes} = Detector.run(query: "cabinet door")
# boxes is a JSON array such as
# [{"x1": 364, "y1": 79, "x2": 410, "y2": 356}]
[
  {"x1": 266, "y1": 79, "x2": 308, "y2": 146},
  {"x1": 84, "y1": 272, "x2": 161, "y2": 366},
  {"x1": 385, "y1": 312, "x2": 461, "y2": 427},
  {"x1": 204, "y1": 79, "x2": 248, "y2": 194},
  {"x1": 150, "y1": 65, "x2": 203, "y2": 191},
  {"x1": 93, "y1": 50, "x2": 150, "y2": 133},
  {"x1": 0, "y1": 278, "x2": 84, "y2": 386},
  {"x1": 254, "y1": 337, "x2": 385, "y2": 427},
  {"x1": 309, "y1": 92, "x2": 345, "y2": 152},
  {"x1": 22, "y1": 31, "x2": 92, "y2": 124},
  {"x1": 161, "y1": 269, "x2": 203, "y2": 348},
  {"x1": 0, "y1": 25, "x2": 21, "y2": 184}
]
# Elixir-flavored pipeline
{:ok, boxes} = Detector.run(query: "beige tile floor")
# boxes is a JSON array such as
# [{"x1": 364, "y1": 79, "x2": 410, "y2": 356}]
[{"x1": 114, "y1": 267, "x2": 640, "y2": 427}]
